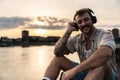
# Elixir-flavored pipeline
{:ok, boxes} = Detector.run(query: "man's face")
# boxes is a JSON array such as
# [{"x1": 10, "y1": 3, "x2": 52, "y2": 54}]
[{"x1": 75, "y1": 13, "x2": 94, "y2": 34}]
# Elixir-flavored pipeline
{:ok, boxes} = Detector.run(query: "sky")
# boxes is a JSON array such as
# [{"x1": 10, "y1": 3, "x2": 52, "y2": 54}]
[{"x1": 0, "y1": 0, "x2": 120, "y2": 38}]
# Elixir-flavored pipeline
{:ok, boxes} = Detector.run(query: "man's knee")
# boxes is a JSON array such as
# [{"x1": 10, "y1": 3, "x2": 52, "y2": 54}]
[
  {"x1": 52, "y1": 56, "x2": 65, "y2": 63},
  {"x1": 84, "y1": 65, "x2": 111, "y2": 80},
  {"x1": 51, "y1": 56, "x2": 67, "y2": 66},
  {"x1": 52, "y1": 56, "x2": 73, "y2": 71}
]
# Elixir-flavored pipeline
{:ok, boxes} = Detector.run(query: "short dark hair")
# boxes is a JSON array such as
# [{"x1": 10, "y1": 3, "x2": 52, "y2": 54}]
[{"x1": 73, "y1": 8, "x2": 97, "y2": 23}]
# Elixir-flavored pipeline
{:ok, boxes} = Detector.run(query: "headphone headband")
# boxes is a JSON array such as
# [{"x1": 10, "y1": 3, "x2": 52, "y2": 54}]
[{"x1": 73, "y1": 8, "x2": 97, "y2": 24}]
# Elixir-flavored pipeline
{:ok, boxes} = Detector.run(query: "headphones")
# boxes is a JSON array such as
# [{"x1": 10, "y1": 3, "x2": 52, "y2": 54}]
[
  {"x1": 87, "y1": 8, "x2": 97, "y2": 23},
  {"x1": 73, "y1": 8, "x2": 97, "y2": 24}
]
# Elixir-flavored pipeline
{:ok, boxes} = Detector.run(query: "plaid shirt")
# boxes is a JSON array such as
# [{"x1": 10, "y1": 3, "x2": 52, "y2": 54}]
[{"x1": 66, "y1": 28, "x2": 117, "y2": 74}]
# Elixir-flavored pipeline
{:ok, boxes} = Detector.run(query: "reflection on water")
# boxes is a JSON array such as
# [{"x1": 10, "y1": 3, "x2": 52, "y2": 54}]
[{"x1": 0, "y1": 46, "x2": 79, "y2": 80}]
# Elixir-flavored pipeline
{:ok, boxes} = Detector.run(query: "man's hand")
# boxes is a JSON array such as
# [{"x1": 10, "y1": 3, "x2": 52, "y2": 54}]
[
  {"x1": 62, "y1": 68, "x2": 76, "y2": 80},
  {"x1": 66, "y1": 22, "x2": 79, "y2": 32}
]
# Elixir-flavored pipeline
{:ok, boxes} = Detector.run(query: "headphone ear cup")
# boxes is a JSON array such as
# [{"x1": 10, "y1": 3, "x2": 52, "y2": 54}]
[{"x1": 92, "y1": 16, "x2": 97, "y2": 23}]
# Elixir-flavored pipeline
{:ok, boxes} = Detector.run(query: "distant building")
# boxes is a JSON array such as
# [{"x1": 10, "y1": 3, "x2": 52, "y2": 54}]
[
  {"x1": 112, "y1": 28, "x2": 120, "y2": 43},
  {"x1": 22, "y1": 30, "x2": 29, "y2": 38},
  {"x1": 22, "y1": 30, "x2": 29, "y2": 42},
  {"x1": 0, "y1": 37, "x2": 13, "y2": 46},
  {"x1": 112, "y1": 28, "x2": 119, "y2": 39},
  {"x1": 21, "y1": 30, "x2": 60, "y2": 44}
]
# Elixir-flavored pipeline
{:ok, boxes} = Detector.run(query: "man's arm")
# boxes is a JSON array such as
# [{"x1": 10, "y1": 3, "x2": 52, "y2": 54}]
[
  {"x1": 54, "y1": 22, "x2": 78, "y2": 57},
  {"x1": 54, "y1": 31, "x2": 72, "y2": 56},
  {"x1": 73, "y1": 45, "x2": 113, "y2": 73}
]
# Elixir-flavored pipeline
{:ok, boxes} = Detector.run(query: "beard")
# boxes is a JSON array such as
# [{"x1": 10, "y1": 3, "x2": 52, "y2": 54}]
[{"x1": 81, "y1": 25, "x2": 92, "y2": 34}]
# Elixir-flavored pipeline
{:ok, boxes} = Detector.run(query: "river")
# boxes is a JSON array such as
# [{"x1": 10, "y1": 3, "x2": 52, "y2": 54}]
[{"x1": 0, "y1": 46, "x2": 79, "y2": 80}]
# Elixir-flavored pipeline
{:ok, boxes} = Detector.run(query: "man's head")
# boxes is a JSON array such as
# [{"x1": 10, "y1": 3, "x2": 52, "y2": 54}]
[
  {"x1": 73, "y1": 8, "x2": 97, "y2": 35},
  {"x1": 73, "y1": 8, "x2": 97, "y2": 24}
]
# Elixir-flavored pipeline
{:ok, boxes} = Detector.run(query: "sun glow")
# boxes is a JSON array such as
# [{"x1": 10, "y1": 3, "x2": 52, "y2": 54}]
[
  {"x1": 32, "y1": 21, "x2": 45, "y2": 26},
  {"x1": 33, "y1": 29, "x2": 48, "y2": 35}
]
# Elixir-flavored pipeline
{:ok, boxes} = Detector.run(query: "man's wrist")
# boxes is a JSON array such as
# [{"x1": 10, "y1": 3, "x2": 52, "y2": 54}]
[{"x1": 65, "y1": 30, "x2": 72, "y2": 35}]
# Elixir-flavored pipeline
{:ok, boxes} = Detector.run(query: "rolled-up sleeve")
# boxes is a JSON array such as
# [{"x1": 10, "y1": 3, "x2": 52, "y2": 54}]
[{"x1": 99, "y1": 31, "x2": 116, "y2": 51}]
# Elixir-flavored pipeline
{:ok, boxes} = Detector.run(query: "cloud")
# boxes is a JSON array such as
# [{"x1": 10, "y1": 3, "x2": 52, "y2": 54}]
[
  {"x1": 0, "y1": 16, "x2": 70, "y2": 30},
  {"x1": 0, "y1": 17, "x2": 32, "y2": 29},
  {"x1": 37, "y1": 16, "x2": 70, "y2": 29}
]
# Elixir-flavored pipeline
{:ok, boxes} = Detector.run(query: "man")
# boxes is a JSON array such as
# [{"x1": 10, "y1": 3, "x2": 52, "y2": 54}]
[{"x1": 42, "y1": 8, "x2": 117, "y2": 80}]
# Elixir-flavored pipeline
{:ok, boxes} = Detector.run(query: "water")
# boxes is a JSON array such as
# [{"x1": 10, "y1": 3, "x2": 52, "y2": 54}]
[{"x1": 0, "y1": 46, "x2": 79, "y2": 80}]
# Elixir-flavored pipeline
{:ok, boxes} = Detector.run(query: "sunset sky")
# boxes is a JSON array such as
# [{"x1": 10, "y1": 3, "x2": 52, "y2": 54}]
[{"x1": 0, "y1": 0, "x2": 120, "y2": 38}]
